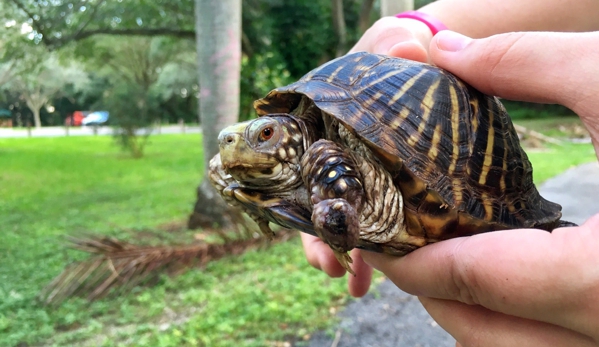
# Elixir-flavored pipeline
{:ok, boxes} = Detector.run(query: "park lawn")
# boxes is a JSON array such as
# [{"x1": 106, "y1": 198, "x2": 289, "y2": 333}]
[
  {"x1": 0, "y1": 134, "x2": 596, "y2": 347},
  {"x1": 0, "y1": 135, "x2": 349, "y2": 347},
  {"x1": 526, "y1": 142, "x2": 597, "y2": 182}
]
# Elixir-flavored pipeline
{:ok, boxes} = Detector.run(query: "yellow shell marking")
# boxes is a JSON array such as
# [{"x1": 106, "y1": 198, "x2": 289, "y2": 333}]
[
  {"x1": 447, "y1": 85, "x2": 460, "y2": 175},
  {"x1": 500, "y1": 133, "x2": 508, "y2": 192},
  {"x1": 478, "y1": 101, "x2": 495, "y2": 186},
  {"x1": 362, "y1": 90, "x2": 385, "y2": 109},
  {"x1": 428, "y1": 123, "x2": 443, "y2": 161},
  {"x1": 481, "y1": 192, "x2": 494, "y2": 221},
  {"x1": 469, "y1": 98, "x2": 480, "y2": 153},
  {"x1": 387, "y1": 69, "x2": 427, "y2": 106},
  {"x1": 390, "y1": 107, "x2": 412, "y2": 129},
  {"x1": 452, "y1": 178, "x2": 464, "y2": 206},
  {"x1": 326, "y1": 64, "x2": 345, "y2": 83},
  {"x1": 408, "y1": 79, "x2": 440, "y2": 146},
  {"x1": 447, "y1": 84, "x2": 464, "y2": 207}
]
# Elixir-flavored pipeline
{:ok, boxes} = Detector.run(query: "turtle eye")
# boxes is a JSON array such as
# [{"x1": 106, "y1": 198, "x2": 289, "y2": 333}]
[{"x1": 259, "y1": 127, "x2": 274, "y2": 141}]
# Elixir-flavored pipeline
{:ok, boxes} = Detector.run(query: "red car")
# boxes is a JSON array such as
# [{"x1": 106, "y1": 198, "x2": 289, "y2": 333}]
[{"x1": 64, "y1": 111, "x2": 88, "y2": 126}]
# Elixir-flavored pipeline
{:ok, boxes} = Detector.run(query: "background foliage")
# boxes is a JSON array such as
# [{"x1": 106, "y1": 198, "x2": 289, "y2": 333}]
[{"x1": 0, "y1": 0, "x2": 574, "y2": 125}]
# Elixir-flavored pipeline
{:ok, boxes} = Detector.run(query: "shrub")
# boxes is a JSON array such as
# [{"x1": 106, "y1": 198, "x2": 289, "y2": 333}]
[{"x1": 97, "y1": 83, "x2": 160, "y2": 158}]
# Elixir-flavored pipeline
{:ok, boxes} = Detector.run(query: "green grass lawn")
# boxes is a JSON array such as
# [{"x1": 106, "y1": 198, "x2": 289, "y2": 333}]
[
  {"x1": 0, "y1": 133, "x2": 596, "y2": 347},
  {"x1": 0, "y1": 135, "x2": 349, "y2": 347}
]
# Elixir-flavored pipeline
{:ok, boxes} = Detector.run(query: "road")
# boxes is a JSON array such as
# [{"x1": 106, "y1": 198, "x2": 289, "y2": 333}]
[{"x1": 0, "y1": 125, "x2": 201, "y2": 138}]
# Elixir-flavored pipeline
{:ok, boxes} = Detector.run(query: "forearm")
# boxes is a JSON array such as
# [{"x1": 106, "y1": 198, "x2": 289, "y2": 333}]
[{"x1": 420, "y1": 0, "x2": 599, "y2": 37}]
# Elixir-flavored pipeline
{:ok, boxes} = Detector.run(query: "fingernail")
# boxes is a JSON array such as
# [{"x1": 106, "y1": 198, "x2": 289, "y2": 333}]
[{"x1": 435, "y1": 31, "x2": 472, "y2": 52}]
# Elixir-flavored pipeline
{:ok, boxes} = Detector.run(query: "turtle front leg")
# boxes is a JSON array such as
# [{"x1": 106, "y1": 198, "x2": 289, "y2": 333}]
[
  {"x1": 208, "y1": 153, "x2": 275, "y2": 238},
  {"x1": 301, "y1": 140, "x2": 364, "y2": 275}
]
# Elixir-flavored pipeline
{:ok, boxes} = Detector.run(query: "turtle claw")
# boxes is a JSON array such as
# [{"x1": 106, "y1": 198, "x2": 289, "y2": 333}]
[
  {"x1": 334, "y1": 250, "x2": 355, "y2": 276},
  {"x1": 257, "y1": 218, "x2": 275, "y2": 239}
]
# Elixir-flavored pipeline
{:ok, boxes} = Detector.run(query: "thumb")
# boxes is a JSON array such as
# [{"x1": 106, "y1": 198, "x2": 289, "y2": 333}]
[{"x1": 429, "y1": 31, "x2": 598, "y2": 112}]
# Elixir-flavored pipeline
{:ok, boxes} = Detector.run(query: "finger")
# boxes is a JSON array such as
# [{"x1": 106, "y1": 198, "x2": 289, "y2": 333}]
[
  {"x1": 300, "y1": 233, "x2": 345, "y2": 277},
  {"x1": 349, "y1": 17, "x2": 432, "y2": 57},
  {"x1": 347, "y1": 249, "x2": 373, "y2": 298},
  {"x1": 429, "y1": 30, "x2": 599, "y2": 114},
  {"x1": 362, "y1": 219, "x2": 599, "y2": 337},
  {"x1": 387, "y1": 40, "x2": 428, "y2": 63},
  {"x1": 300, "y1": 233, "x2": 374, "y2": 297},
  {"x1": 420, "y1": 297, "x2": 597, "y2": 347}
]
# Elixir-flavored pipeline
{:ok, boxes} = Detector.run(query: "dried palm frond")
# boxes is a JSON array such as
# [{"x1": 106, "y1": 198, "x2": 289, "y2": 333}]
[{"x1": 40, "y1": 230, "x2": 295, "y2": 305}]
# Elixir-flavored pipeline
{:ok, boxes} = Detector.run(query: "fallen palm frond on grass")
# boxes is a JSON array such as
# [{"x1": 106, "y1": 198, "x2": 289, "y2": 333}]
[
  {"x1": 513, "y1": 123, "x2": 563, "y2": 147},
  {"x1": 40, "y1": 230, "x2": 295, "y2": 305}
]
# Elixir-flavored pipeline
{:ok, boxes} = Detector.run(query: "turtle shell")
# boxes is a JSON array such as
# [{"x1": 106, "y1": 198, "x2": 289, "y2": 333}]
[{"x1": 253, "y1": 52, "x2": 562, "y2": 238}]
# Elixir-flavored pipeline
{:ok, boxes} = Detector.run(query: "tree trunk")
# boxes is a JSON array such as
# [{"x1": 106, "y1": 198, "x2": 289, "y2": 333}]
[
  {"x1": 380, "y1": 0, "x2": 413, "y2": 17},
  {"x1": 358, "y1": 0, "x2": 376, "y2": 33},
  {"x1": 188, "y1": 0, "x2": 242, "y2": 229},
  {"x1": 23, "y1": 89, "x2": 49, "y2": 129},
  {"x1": 32, "y1": 107, "x2": 42, "y2": 129},
  {"x1": 331, "y1": 0, "x2": 347, "y2": 57}
]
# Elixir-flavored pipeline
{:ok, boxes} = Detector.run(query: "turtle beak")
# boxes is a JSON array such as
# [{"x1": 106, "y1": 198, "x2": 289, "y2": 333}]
[
  {"x1": 218, "y1": 121, "x2": 250, "y2": 148},
  {"x1": 218, "y1": 121, "x2": 253, "y2": 170}
]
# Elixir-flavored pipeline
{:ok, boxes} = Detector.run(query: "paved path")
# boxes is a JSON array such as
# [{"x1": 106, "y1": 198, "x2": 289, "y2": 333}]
[
  {"x1": 0, "y1": 125, "x2": 200, "y2": 138},
  {"x1": 539, "y1": 162, "x2": 599, "y2": 225},
  {"x1": 308, "y1": 280, "x2": 454, "y2": 347},
  {"x1": 308, "y1": 162, "x2": 599, "y2": 347}
]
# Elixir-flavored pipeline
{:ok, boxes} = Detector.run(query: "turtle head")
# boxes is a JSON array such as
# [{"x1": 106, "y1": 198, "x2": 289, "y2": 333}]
[{"x1": 218, "y1": 114, "x2": 311, "y2": 190}]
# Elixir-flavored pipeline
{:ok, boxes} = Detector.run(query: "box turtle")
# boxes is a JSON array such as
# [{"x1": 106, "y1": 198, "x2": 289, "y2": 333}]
[{"x1": 209, "y1": 52, "x2": 573, "y2": 274}]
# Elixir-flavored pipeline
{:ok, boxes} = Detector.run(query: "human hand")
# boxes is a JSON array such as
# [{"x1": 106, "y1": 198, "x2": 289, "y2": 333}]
[
  {"x1": 360, "y1": 31, "x2": 599, "y2": 346},
  {"x1": 348, "y1": 16, "x2": 433, "y2": 63},
  {"x1": 428, "y1": 30, "x2": 599, "y2": 159},
  {"x1": 300, "y1": 233, "x2": 372, "y2": 297},
  {"x1": 303, "y1": 30, "x2": 599, "y2": 300},
  {"x1": 362, "y1": 213, "x2": 599, "y2": 346}
]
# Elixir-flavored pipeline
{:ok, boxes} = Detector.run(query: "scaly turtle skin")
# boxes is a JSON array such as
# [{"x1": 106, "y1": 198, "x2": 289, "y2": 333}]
[{"x1": 209, "y1": 52, "x2": 571, "y2": 273}]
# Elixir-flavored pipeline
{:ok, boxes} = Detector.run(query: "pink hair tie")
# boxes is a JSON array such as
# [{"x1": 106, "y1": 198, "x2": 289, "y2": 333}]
[{"x1": 395, "y1": 11, "x2": 448, "y2": 36}]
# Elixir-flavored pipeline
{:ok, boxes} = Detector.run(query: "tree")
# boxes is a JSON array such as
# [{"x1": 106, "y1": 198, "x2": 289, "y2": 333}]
[
  {"x1": 75, "y1": 36, "x2": 197, "y2": 157},
  {"x1": 331, "y1": 0, "x2": 348, "y2": 57},
  {"x1": 1, "y1": 0, "x2": 380, "y2": 226},
  {"x1": 6, "y1": 51, "x2": 88, "y2": 128},
  {"x1": 77, "y1": 37, "x2": 190, "y2": 93},
  {"x1": 3, "y1": 0, "x2": 196, "y2": 48},
  {"x1": 188, "y1": 0, "x2": 242, "y2": 228},
  {"x1": 0, "y1": 7, "x2": 32, "y2": 87},
  {"x1": 380, "y1": 0, "x2": 414, "y2": 17}
]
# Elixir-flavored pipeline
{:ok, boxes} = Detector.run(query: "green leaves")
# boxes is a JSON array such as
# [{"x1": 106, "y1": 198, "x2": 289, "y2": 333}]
[{"x1": 3, "y1": 0, "x2": 195, "y2": 48}]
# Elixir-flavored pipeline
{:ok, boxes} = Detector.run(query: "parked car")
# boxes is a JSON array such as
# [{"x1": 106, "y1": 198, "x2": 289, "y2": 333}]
[
  {"x1": 82, "y1": 111, "x2": 109, "y2": 126},
  {"x1": 0, "y1": 109, "x2": 12, "y2": 127},
  {"x1": 64, "y1": 111, "x2": 87, "y2": 126}
]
